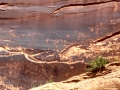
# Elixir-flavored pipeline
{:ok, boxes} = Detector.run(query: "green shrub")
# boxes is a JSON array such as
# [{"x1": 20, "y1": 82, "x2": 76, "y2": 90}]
[
  {"x1": 114, "y1": 56, "x2": 119, "y2": 61},
  {"x1": 86, "y1": 56, "x2": 109, "y2": 72},
  {"x1": 46, "y1": 78, "x2": 54, "y2": 84}
]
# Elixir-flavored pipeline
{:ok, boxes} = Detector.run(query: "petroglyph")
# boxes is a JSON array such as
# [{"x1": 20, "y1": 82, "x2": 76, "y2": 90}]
[{"x1": 111, "y1": 19, "x2": 120, "y2": 25}]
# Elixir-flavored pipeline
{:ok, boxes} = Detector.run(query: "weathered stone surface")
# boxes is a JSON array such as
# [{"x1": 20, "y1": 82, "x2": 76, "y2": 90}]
[
  {"x1": 0, "y1": 55, "x2": 86, "y2": 89},
  {"x1": 30, "y1": 62, "x2": 120, "y2": 90},
  {"x1": 0, "y1": 0, "x2": 120, "y2": 90},
  {"x1": 0, "y1": 0, "x2": 120, "y2": 52}
]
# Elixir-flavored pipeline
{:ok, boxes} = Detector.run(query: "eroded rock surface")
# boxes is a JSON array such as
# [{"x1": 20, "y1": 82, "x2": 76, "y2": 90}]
[
  {"x1": 0, "y1": 0, "x2": 120, "y2": 89},
  {"x1": 0, "y1": 0, "x2": 120, "y2": 52},
  {"x1": 30, "y1": 62, "x2": 120, "y2": 90}
]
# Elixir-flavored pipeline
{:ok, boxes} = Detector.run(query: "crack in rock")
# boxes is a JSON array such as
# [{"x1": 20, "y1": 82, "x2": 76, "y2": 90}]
[
  {"x1": 52, "y1": 0, "x2": 120, "y2": 15},
  {"x1": 0, "y1": 3, "x2": 8, "y2": 5},
  {"x1": 94, "y1": 30, "x2": 120, "y2": 43}
]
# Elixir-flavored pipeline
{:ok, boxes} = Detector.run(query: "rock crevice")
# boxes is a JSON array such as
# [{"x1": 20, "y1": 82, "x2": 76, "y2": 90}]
[{"x1": 52, "y1": 0, "x2": 120, "y2": 14}]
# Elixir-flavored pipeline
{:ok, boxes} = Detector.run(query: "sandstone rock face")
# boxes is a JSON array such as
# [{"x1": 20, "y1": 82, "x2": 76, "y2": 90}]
[
  {"x1": 0, "y1": 0, "x2": 120, "y2": 61},
  {"x1": 0, "y1": 56, "x2": 86, "y2": 89},
  {"x1": 0, "y1": 0, "x2": 120, "y2": 89},
  {"x1": 30, "y1": 62, "x2": 120, "y2": 90},
  {"x1": 0, "y1": 0, "x2": 120, "y2": 52}
]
